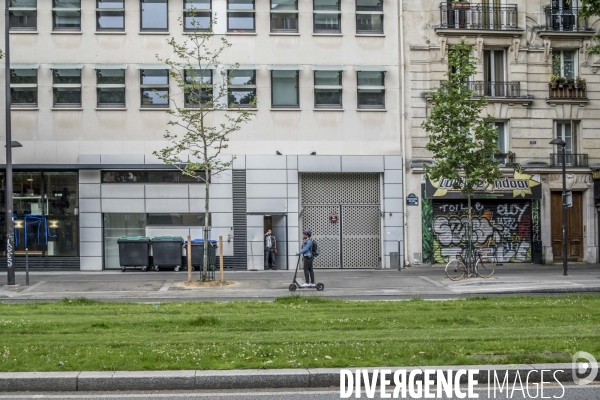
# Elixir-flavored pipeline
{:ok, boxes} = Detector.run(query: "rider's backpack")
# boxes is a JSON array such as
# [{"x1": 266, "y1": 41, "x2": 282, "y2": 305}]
[{"x1": 311, "y1": 240, "x2": 319, "y2": 257}]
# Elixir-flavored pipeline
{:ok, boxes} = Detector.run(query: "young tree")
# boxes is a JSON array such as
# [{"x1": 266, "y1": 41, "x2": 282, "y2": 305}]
[
  {"x1": 422, "y1": 37, "x2": 502, "y2": 266},
  {"x1": 154, "y1": 11, "x2": 255, "y2": 281},
  {"x1": 579, "y1": 0, "x2": 600, "y2": 53}
]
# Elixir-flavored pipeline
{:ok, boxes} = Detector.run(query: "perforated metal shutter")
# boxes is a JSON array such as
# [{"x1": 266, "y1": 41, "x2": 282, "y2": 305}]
[
  {"x1": 232, "y1": 170, "x2": 247, "y2": 270},
  {"x1": 300, "y1": 173, "x2": 381, "y2": 269},
  {"x1": 430, "y1": 200, "x2": 532, "y2": 264}
]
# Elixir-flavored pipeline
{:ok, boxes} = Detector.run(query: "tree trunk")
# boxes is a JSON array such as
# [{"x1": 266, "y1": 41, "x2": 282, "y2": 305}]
[{"x1": 203, "y1": 165, "x2": 209, "y2": 281}]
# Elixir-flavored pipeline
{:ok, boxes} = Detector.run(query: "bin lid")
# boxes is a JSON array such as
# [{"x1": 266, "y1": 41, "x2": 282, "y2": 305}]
[
  {"x1": 189, "y1": 239, "x2": 218, "y2": 244},
  {"x1": 152, "y1": 236, "x2": 184, "y2": 241},
  {"x1": 117, "y1": 236, "x2": 150, "y2": 242}
]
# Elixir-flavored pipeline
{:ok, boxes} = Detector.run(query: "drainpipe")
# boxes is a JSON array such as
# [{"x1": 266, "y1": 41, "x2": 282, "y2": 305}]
[{"x1": 399, "y1": 0, "x2": 409, "y2": 268}]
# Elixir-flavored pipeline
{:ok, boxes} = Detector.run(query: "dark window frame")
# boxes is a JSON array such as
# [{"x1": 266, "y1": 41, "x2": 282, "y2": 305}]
[
  {"x1": 52, "y1": 68, "x2": 82, "y2": 108},
  {"x1": 313, "y1": 0, "x2": 341, "y2": 33},
  {"x1": 9, "y1": 0, "x2": 37, "y2": 31},
  {"x1": 271, "y1": 69, "x2": 300, "y2": 108},
  {"x1": 184, "y1": 69, "x2": 213, "y2": 108},
  {"x1": 140, "y1": 0, "x2": 169, "y2": 32},
  {"x1": 356, "y1": 70, "x2": 385, "y2": 109},
  {"x1": 227, "y1": 0, "x2": 255, "y2": 33},
  {"x1": 184, "y1": 0, "x2": 212, "y2": 32},
  {"x1": 96, "y1": 68, "x2": 126, "y2": 108},
  {"x1": 140, "y1": 69, "x2": 170, "y2": 108},
  {"x1": 270, "y1": 0, "x2": 299, "y2": 33},
  {"x1": 52, "y1": 0, "x2": 82, "y2": 31},
  {"x1": 314, "y1": 70, "x2": 343, "y2": 109},
  {"x1": 355, "y1": 0, "x2": 383, "y2": 34},
  {"x1": 10, "y1": 68, "x2": 38, "y2": 108},
  {"x1": 227, "y1": 69, "x2": 257, "y2": 108},
  {"x1": 96, "y1": 0, "x2": 125, "y2": 31},
  {"x1": 101, "y1": 170, "x2": 210, "y2": 183}
]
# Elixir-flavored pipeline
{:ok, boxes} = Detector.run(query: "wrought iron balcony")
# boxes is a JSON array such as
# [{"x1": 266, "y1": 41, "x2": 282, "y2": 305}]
[
  {"x1": 548, "y1": 83, "x2": 587, "y2": 100},
  {"x1": 439, "y1": 3, "x2": 519, "y2": 30},
  {"x1": 544, "y1": 6, "x2": 593, "y2": 32},
  {"x1": 493, "y1": 153, "x2": 515, "y2": 167},
  {"x1": 468, "y1": 81, "x2": 528, "y2": 98},
  {"x1": 550, "y1": 153, "x2": 588, "y2": 167}
]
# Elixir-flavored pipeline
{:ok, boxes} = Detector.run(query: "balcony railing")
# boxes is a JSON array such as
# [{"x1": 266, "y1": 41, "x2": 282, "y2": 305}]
[
  {"x1": 550, "y1": 153, "x2": 588, "y2": 167},
  {"x1": 468, "y1": 81, "x2": 526, "y2": 98},
  {"x1": 439, "y1": 3, "x2": 519, "y2": 30},
  {"x1": 493, "y1": 153, "x2": 515, "y2": 167},
  {"x1": 548, "y1": 83, "x2": 587, "y2": 100},
  {"x1": 544, "y1": 6, "x2": 593, "y2": 32}
]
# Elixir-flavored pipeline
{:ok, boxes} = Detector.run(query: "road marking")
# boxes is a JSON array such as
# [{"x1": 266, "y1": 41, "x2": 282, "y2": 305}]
[
  {"x1": 419, "y1": 276, "x2": 446, "y2": 287},
  {"x1": 20, "y1": 281, "x2": 46, "y2": 293},
  {"x1": 158, "y1": 280, "x2": 174, "y2": 292}
]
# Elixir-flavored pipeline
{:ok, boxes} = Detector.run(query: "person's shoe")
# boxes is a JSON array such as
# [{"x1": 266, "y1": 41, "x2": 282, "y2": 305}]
[
  {"x1": 309, "y1": 283, "x2": 316, "y2": 287},
  {"x1": 300, "y1": 283, "x2": 310, "y2": 287}
]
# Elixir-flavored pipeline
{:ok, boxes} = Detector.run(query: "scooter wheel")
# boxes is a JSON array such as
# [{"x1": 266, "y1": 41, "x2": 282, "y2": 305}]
[
  {"x1": 121, "y1": 267, "x2": 126, "y2": 272},
  {"x1": 316, "y1": 283, "x2": 324, "y2": 291},
  {"x1": 288, "y1": 284, "x2": 297, "y2": 292},
  {"x1": 141, "y1": 266, "x2": 147, "y2": 272},
  {"x1": 154, "y1": 266, "x2": 160, "y2": 272}
]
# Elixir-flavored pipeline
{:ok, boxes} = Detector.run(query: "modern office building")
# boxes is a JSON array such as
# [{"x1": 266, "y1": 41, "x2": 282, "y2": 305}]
[{"x1": 1, "y1": 0, "x2": 404, "y2": 271}]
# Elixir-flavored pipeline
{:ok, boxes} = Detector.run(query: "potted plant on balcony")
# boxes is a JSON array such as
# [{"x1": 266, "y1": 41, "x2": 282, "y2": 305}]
[
  {"x1": 550, "y1": 74, "x2": 559, "y2": 89},
  {"x1": 506, "y1": 151, "x2": 515, "y2": 165},
  {"x1": 557, "y1": 76, "x2": 567, "y2": 88},
  {"x1": 452, "y1": 0, "x2": 471, "y2": 9},
  {"x1": 567, "y1": 78, "x2": 575, "y2": 89},
  {"x1": 576, "y1": 76, "x2": 587, "y2": 89}
]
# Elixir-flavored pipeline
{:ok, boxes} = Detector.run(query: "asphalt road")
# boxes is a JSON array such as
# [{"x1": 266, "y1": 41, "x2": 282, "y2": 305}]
[{"x1": 0, "y1": 385, "x2": 599, "y2": 399}]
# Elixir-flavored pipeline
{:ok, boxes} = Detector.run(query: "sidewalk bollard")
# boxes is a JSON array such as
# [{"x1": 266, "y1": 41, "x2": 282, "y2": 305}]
[
  {"x1": 219, "y1": 236, "x2": 224, "y2": 283},
  {"x1": 187, "y1": 235, "x2": 192, "y2": 282},
  {"x1": 25, "y1": 247, "x2": 29, "y2": 286}
]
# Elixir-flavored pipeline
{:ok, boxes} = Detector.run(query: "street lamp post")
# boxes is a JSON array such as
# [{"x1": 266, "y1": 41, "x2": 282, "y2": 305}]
[
  {"x1": 550, "y1": 138, "x2": 568, "y2": 276},
  {"x1": 4, "y1": 0, "x2": 15, "y2": 285}
]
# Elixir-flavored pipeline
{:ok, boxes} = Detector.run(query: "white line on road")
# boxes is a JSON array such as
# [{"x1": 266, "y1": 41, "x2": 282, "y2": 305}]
[
  {"x1": 159, "y1": 280, "x2": 174, "y2": 292},
  {"x1": 20, "y1": 281, "x2": 46, "y2": 293},
  {"x1": 419, "y1": 276, "x2": 446, "y2": 287}
]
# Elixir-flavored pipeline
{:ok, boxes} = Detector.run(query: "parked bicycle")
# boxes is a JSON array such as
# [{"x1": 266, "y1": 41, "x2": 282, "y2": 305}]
[{"x1": 445, "y1": 248, "x2": 496, "y2": 281}]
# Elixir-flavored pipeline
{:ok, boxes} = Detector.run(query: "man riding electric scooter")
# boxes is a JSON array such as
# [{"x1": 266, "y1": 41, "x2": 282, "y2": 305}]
[{"x1": 297, "y1": 228, "x2": 315, "y2": 287}]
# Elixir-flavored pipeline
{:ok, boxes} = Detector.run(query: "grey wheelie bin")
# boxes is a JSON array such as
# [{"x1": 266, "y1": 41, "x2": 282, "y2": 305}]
[
  {"x1": 117, "y1": 236, "x2": 151, "y2": 272},
  {"x1": 151, "y1": 236, "x2": 184, "y2": 272},
  {"x1": 186, "y1": 239, "x2": 218, "y2": 279}
]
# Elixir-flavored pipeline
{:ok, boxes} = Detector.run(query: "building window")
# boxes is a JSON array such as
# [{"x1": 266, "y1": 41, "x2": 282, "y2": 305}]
[
  {"x1": 184, "y1": 69, "x2": 213, "y2": 108},
  {"x1": 228, "y1": 69, "x2": 256, "y2": 107},
  {"x1": 102, "y1": 170, "x2": 208, "y2": 183},
  {"x1": 495, "y1": 122, "x2": 508, "y2": 153},
  {"x1": 140, "y1": 69, "x2": 169, "y2": 108},
  {"x1": 272, "y1": 70, "x2": 299, "y2": 108},
  {"x1": 96, "y1": 68, "x2": 126, "y2": 108},
  {"x1": 227, "y1": 0, "x2": 255, "y2": 33},
  {"x1": 97, "y1": 0, "x2": 124, "y2": 31},
  {"x1": 52, "y1": 69, "x2": 82, "y2": 107},
  {"x1": 313, "y1": 0, "x2": 341, "y2": 33},
  {"x1": 271, "y1": 0, "x2": 298, "y2": 33},
  {"x1": 357, "y1": 70, "x2": 385, "y2": 109},
  {"x1": 140, "y1": 0, "x2": 168, "y2": 31},
  {"x1": 552, "y1": 50, "x2": 576, "y2": 80},
  {"x1": 314, "y1": 70, "x2": 342, "y2": 108},
  {"x1": 556, "y1": 121, "x2": 576, "y2": 154},
  {"x1": 53, "y1": 0, "x2": 81, "y2": 31},
  {"x1": 9, "y1": 0, "x2": 37, "y2": 31},
  {"x1": 10, "y1": 68, "x2": 38, "y2": 108},
  {"x1": 356, "y1": 0, "x2": 382, "y2": 34},
  {"x1": 184, "y1": 0, "x2": 211, "y2": 31}
]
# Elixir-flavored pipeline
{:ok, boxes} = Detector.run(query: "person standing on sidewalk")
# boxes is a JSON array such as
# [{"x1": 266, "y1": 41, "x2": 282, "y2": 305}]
[
  {"x1": 297, "y1": 228, "x2": 314, "y2": 287},
  {"x1": 264, "y1": 229, "x2": 277, "y2": 270}
]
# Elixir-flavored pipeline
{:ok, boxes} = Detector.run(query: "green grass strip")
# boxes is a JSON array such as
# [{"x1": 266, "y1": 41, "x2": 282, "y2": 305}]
[{"x1": 0, "y1": 295, "x2": 598, "y2": 372}]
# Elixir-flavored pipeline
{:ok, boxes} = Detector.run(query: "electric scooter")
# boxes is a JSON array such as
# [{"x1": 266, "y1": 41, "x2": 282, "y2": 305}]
[{"x1": 288, "y1": 255, "x2": 324, "y2": 291}]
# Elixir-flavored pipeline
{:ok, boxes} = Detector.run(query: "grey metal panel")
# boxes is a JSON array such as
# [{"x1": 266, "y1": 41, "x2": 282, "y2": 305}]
[
  {"x1": 287, "y1": 170, "x2": 298, "y2": 184},
  {"x1": 384, "y1": 183, "x2": 403, "y2": 199},
  {"x1": 384, "y1": 170, "x2": 402, "y2": 184},
  {"x1": 301, "y1": 173, "x2": 380, "y2": 205},
  {"x1": 144, "y1": 154, "x2": 163, "y2": 164},
  {"x1": 188, "y1": 184, "x2": 231, "y2": 198},
  {"x1": 79, "y1": 155, "x2": 101, "y2": 164},
  {"x1": 189, "y1": 199, "x2": 205, "y2": 213},
  {"x1": 232, "y1": 155, "x2": 246, "y2": 170},
  {"x1": 80, "y1": 242, "x2": 103, "y2": 257},
  {"x1": 342, "y1": 205, "x2": 381, "y2": 269},
  {"x1": 80, "y1": 256, "x2": 103, "y2": 271},
  {"x1": 341, "y1": 156, "x2": 384, "y2": 172},
  {"x1": 79, "y1": 184, "x2": 101, "y2": 199},
  {"x1": 246, "y1": 169, "x2": 287, "y2": 184},
  {"x1": 384, "y1": 198, "x2": 403, "y2": 213},
  {"x1": 101, "y1": 199, "x2": 145, "y2": 213},
  {"x1": 79, "y1": 170, "x2": 101, "y2": 184},
  {"x1": 101, "y1": 184, "x2": 145, "y2": 199},
  {"x1": 384, "y1": 155, "x2": 403, "y2": 170},
  {"x1": 211, "y1": 213, "x2": 234, "y2": 229},
  {"x1": 212, "y1": 171, "x2": 233, "y2": 184},
  {"x1": 302, "y1": 205, "x2": 341, "y2": 268},
  {"x1": 247, "y1": 215, "x2": 263, "y2": 226},
  {"x1": 287, "y1": 212, "x2": 299, "y2": 227},
  {"x1": 208, "y1": 198, "x2": 233, "y2": 213},
  {"x1": 383, "y1": 212, "x2": 402, "y2": 227},
  {"x1": 80, "y1": 227, "x2": 103, "y2": 242},
  {"x1": 385, "y1": 240, "x2": 403, "y2": 256},
  {"x1": 232, "y1": 170, "x2": 248, "y2": 269},
  {"x1": 384, "y1": 226, "x2": 403, "y2": 242},
  {"x1": 145, "y1": 185, "x2": 188, "y2": 199},
  {"x1": 79, "y1": 213, "x2": 102, "y2": 228},
  {"x1": 288, "y1": 198, "x2": 299, "y2": 213},
  {"x1": 297, "y1": 156, "x2": 341, "y2": 172},
  {"x1": 246, "y1": 155, "x2": 287, "y2": 170},
  {"x1": 247, "y1": 198, "x2": 287, "y2": 213},
  {"x1": 79, "y1": 199, "x2": 101, "y2": 212},
  {"x1": 246, "y1": 184, "x2": 287, "y2": 198},
  {"x1": 146, "y1": 199, "x2": 189, "y2": 213},
  {"x1": 287, "y1": 155, "x2": 298, "y2": 170},
  {"x1": 101, "y1": 154, "x2": 145, "y2": 165},
  {"x1": 287, "y1": 184, "x2": 298, "y2": 198}
]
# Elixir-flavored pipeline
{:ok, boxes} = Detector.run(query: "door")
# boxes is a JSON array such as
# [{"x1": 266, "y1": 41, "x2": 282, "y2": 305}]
[
  {"x1": 551, "y1": 191, "x2": 584, "y2": 260},
  {"x1": 484, "y1": 50, "x2": 506, "y2": 97},
  {"x1": 551, "y1": 0, "x2": 575, "y2": 31}
]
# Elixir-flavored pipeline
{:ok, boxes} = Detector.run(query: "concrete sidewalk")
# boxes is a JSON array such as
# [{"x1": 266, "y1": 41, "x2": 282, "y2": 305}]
[
  {"x1": 1, "y1": 263, "x2": 599, "y2": 302},
  {"x1": 0, "y1": 363, "x2": 596, "y2": 392}
]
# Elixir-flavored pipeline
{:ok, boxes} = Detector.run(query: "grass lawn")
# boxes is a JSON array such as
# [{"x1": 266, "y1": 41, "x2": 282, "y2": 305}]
[{"x1": 0, "y1": 295, "x2": 599, "y2": 372}]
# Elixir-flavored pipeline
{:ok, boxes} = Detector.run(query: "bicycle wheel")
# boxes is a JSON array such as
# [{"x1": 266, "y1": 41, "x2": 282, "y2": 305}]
[
  {"x1": 445, "y1": 259, "x2": 467, "y2": 281},
  {"x1": 476, "y1": 258, "x2": 495, "y2": 278}
]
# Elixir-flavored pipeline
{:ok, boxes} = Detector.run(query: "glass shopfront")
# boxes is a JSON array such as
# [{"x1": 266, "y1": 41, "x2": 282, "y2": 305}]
[{"x1": 0, "y1": 171, "x2": 79, "y2": 257}]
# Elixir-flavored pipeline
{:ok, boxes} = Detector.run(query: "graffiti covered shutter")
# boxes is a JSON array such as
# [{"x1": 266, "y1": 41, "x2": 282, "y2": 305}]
[{"x1": 431, "y1": 200, "x2": 532, "y2": 264}]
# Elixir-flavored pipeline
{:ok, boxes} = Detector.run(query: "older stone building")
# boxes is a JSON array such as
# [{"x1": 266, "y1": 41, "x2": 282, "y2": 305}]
[{"x1": 403, "y1": 0, "x2": 600, "y2": 265}]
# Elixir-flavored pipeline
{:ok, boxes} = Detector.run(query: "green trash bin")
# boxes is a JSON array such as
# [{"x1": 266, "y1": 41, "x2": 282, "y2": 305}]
[
  {"x1": 151, "y1": 236, "x2": 184, "y2": 272},
  {"x1": 186, "y1": 239, "x2": 218, "y2": 280},
  {"x1": 117, "y1": 236, "x2": 151, "y2": 272}
]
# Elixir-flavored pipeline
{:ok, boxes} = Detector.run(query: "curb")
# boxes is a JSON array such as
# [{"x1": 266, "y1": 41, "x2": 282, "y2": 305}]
[{"x1": 0, "y1": 363, "x2": 597, "y2": 392}]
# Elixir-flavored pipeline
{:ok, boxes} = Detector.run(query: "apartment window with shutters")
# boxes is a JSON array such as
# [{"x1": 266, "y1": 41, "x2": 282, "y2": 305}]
[
  {"x1": 313, "y1": 0, "x2": 340, "y2": 33},
  {"x1": 52, "y1": 68, "x2": 82, "y2": 108},
  {"x1": 10, "y1": 68, "x2": 38, "y2": 108},
  {"x1": 96, "y1": 67, "x2": 126, "y2": 108},
  {"x1": 357, "y1": 70, "x2": 385, "y2": 109},
  {"x1": 314, "y1": 69, "x2": 342, "y2": 109},
  {"x1": 552, "y1": 49, "x2": 577, "y2": 79},
  {"x1": 555, "y1": 121, "x2": 579, "y2": 166},
  {"x1": 184, "y1": 0, "x2": 211, "y2": 31},
  {"x1": 96, "y1": 0, "x2": 125, "y2": 31},
  {"x1": 227, "y1": 0, "x2": 255, "y2": 33},
  {"x1": 185, "y1": 69, "x2": 213, "y2": 108},
  {"x1": 140, "y1": 0, "x2": 168, "y2": 31},
  {"x1": 271, "y1": 69, "x2": 299, "y2": 108},
  {"x1": 140, "y1": 69, "x2": 169, "y2": 108},
  {"x1": 9, "y1": 0, "x2": 37, "y2": 31},
  {"x1": 271, "y1": 0, "x2": 298, "y2": 33},
  {"x1": 53, "y1": 0, "x2": 81, "y2": 31},
  {"x1": 228, "y1": 69, "x2": 257, "y2": 108},
  {"x1": 356, "y1": 0, "x2": 383, "y2": 34}
]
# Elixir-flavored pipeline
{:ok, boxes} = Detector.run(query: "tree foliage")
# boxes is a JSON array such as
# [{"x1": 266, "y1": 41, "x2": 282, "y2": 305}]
[{"x1": 579, "y1": 0, "x2": 600, "y2": 53}]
